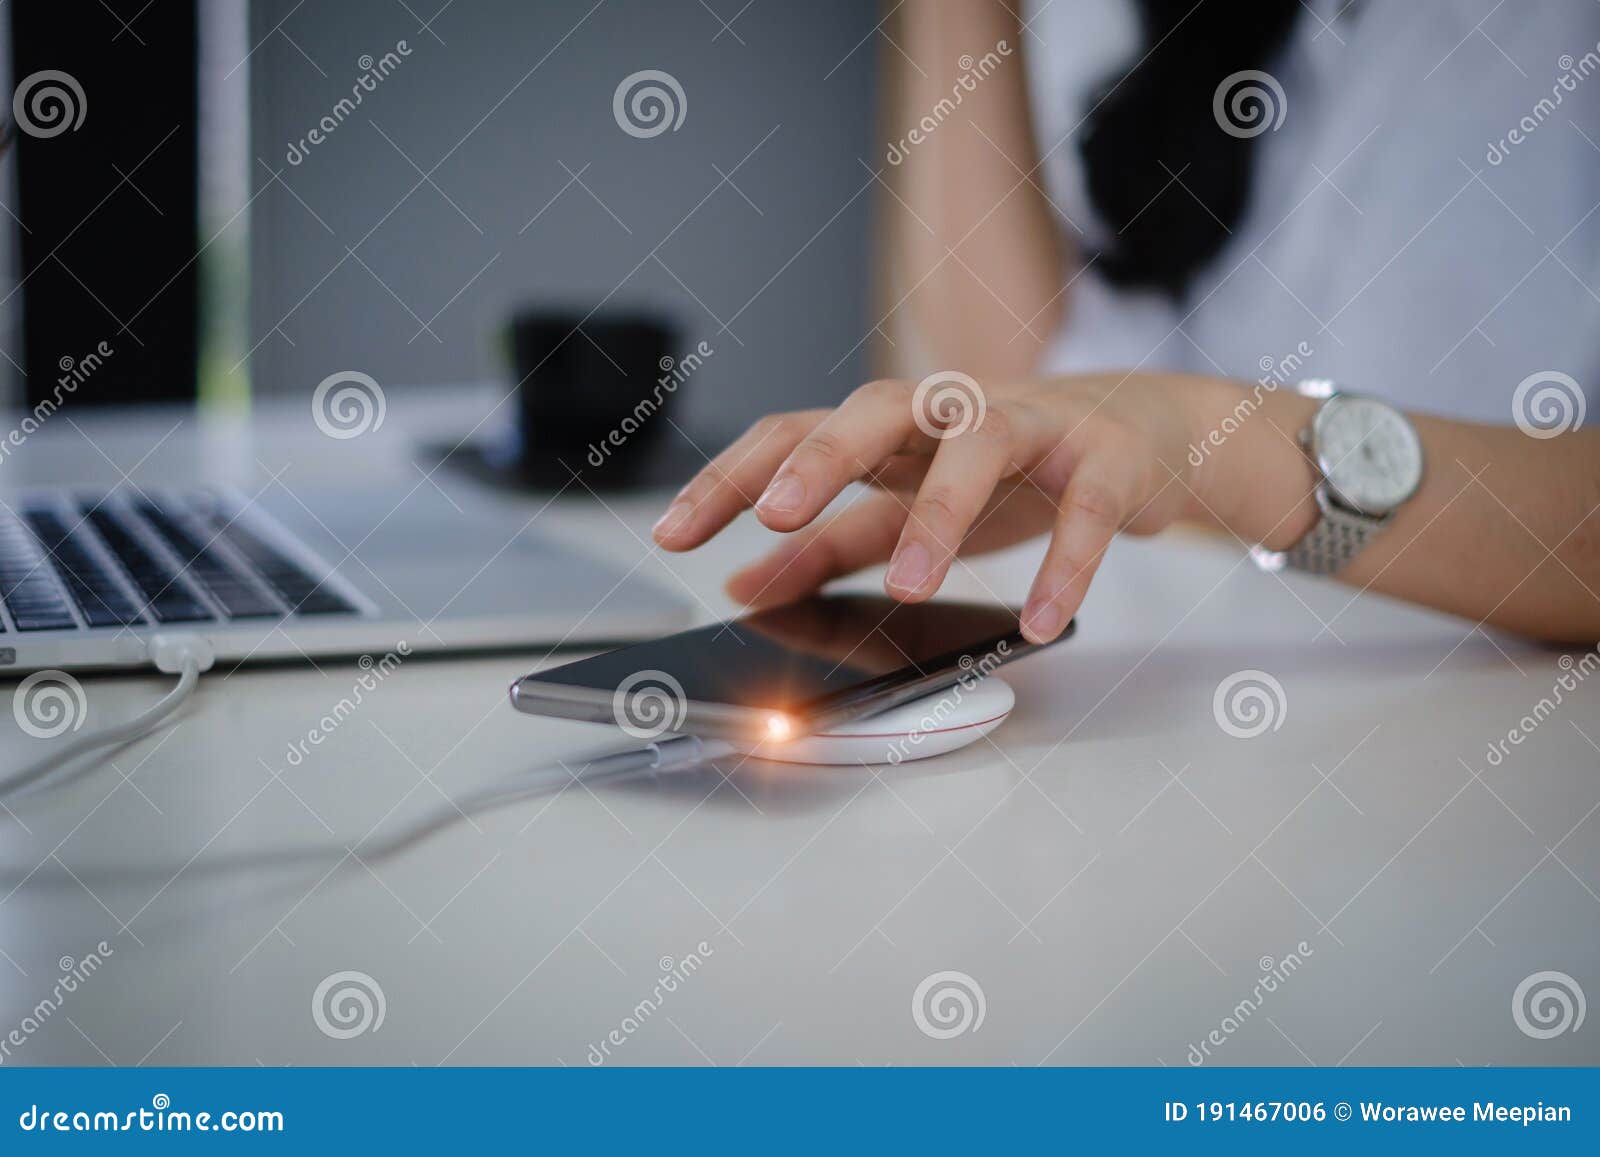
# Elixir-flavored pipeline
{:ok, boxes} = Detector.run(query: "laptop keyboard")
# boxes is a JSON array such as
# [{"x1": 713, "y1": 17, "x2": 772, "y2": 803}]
[
  {"x1": 132, "y1": 500, "x2": 282, "y2": 619},
  {"x1": 23, "y1": 508, "x2": 145, "y2": 627},
  {"x1": 0, "y1": 514, "x2": 79, "y2": 632},
  {"x1": 196, "y1": 513, "x2": 358, "y2": 616},
  {"x1": 0, "y1": 491, "x2": 359, "y2": 633}
]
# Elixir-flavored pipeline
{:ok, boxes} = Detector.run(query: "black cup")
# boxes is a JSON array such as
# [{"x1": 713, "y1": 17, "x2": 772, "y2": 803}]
[
  {"x1": 429, "y1": 307, "x2": 704, "y2": 493},
  {"x1": 500, "y1": 308, "x2": 687, "y2": 489}
]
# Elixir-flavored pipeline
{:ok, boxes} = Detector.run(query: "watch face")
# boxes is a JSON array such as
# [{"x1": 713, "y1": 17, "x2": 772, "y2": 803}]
[{"x1": 1312, "y1": 395, "x2": 1424, "y2": 515}]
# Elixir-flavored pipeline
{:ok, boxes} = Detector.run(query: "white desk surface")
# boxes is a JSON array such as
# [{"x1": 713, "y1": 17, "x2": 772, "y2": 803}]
[{"x1": 1, "y1": 388, "x2": 1595, "y2": 1067}]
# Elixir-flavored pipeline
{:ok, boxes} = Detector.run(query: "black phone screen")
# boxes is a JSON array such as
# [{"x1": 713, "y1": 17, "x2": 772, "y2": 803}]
[{"x1": 528, "y1": 594, "x2": 1043, "y2": 720}]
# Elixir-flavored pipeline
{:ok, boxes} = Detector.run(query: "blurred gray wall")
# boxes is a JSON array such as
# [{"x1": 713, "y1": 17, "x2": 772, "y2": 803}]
[{"x1": 247, "y1": 0, "x2": 878, "y2": 441}]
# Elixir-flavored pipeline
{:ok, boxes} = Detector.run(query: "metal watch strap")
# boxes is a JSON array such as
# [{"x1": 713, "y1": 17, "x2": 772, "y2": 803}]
[{"x1": 1283, "y1": 487, "x2": 1389, "y2": 575}]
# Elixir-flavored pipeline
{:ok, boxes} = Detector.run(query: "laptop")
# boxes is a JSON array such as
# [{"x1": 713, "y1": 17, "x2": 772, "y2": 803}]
[{"x1": 0, "y1": 481, "x2": 689, "y2": 674}]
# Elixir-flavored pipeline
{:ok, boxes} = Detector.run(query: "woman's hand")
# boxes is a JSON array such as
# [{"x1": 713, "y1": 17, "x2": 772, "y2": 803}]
[
  {"x1": 654, "y1": 367, "x2": 1600, "y2": 645},
  {"x1": 652, "y1": 372, "x2": 1318, "y2": 643}
]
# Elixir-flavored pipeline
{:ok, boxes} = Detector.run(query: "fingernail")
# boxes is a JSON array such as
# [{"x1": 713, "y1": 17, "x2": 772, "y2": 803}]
[
  {"x1": 885, "y1": 540, "x2": 931, "y2": 595},
  {"x1": 653, "y1": 501, "x2": 693, "y2": 540},
  {"x1": 757, "y1": 474, "x2": 805, "y2": 514},
  {"x1": 1022, "y1": 599, "x2": 1063, "y2": 641}
]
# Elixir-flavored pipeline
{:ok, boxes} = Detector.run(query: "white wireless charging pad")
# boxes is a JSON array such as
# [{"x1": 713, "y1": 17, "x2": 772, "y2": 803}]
[{"x1": 734, "y1": 677, "x2": 1014, "y2": 766}]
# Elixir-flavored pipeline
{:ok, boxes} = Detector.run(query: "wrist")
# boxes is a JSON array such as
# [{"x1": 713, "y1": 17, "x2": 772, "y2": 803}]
[{"x1": 1182, "y1": 375, "x2": 1321, "y2": 550}]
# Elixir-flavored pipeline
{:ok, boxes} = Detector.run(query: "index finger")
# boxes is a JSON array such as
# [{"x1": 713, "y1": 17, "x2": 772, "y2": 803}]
[
  {"x1": 753, "y1": 379, "x2": 934, "y2": 532},
  {"x1": 654, "y1": 410, "x2": 827, "y2": 549}
]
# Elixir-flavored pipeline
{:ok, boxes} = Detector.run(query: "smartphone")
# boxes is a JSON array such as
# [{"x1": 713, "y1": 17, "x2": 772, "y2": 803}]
[{"x1": 509, "y1": 594, "x2": 1072, "y2": 743}]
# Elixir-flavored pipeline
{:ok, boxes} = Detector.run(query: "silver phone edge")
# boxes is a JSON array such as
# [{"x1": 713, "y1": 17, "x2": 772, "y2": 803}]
[{"x1": 506, "y1": 618, "x2": 1073, "y2": 742}]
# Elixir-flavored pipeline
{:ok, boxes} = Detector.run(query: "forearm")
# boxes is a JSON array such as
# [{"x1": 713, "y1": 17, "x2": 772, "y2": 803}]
[
  {"x1": 884, "y1": 0, "x2": 1065, "y2": 376},
  {"x1": 1184, "y1": 376, "x2": 1600, "y2": 643}
]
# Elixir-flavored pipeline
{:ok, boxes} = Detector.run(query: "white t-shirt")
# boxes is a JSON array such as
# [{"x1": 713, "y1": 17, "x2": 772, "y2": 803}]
[{"x1": 1026, "y1": 0, "x2": 1600, "y2": 425}]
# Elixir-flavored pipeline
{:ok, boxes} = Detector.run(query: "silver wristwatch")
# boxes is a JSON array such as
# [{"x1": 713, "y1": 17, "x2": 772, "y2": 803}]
[{"x1": 1270, "y1": 381, "x2": 1425, "y2": 576}]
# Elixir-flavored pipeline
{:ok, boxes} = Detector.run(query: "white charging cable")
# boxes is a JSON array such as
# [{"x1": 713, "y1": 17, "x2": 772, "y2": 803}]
[
  {"x1": 336, "y1": 733, "x2": 737, "y2": 863},
  {"x1": 3, "y1": 628, "x2": 735, "y2": 864},
  {"x1": 0, "y1": 634, "x2": 214, "y2": 801},
  {"x1": 450, "y1": 733, "x2": 736, "y2": 812},
  {"x1": 18, "y1": 732, "x2": 740, "y2": 888}
]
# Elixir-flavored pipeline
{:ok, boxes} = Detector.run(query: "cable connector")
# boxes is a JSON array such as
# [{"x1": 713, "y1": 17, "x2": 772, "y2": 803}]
[
  {"x1": 647, "y1": 735, "x2": 735, "y2": 773},
  {"x1": 2, "y1": 639, "x2": 212, "y2": 801},
  {"x1": 146, "y1": 633, "x2": 215, "y2": 675}
]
